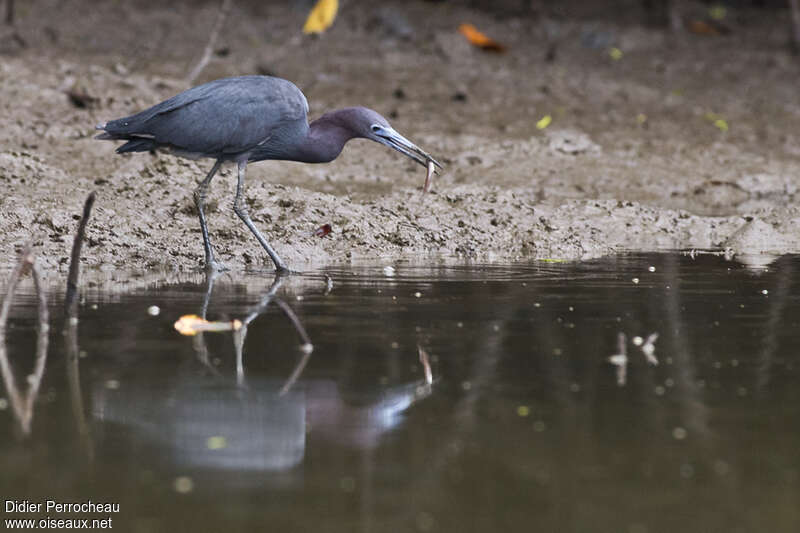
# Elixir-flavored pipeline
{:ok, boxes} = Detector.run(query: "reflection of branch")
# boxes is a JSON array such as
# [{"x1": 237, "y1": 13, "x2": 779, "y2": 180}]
[
  {"x1": 608, "y1": 332, "x2": 627, "y2": 386},
  {"x1": 757, "y1": 258, "x2": 792, "y2": 391},
  {"x1": 0, "y1": 244, "x2": 49, "y2": 436},
  {"x1": 64, "y1": 193, "x2": 96, "y2": 459},
  {"x1": 186, "y1": 0, "x2": 233, "y2": 84},
  {"x1": 0, "y1": 244, "x2": 32, "y2": 326},
  {"x1": 417, "y1": 345, "x2": 433, "y2": 385}
]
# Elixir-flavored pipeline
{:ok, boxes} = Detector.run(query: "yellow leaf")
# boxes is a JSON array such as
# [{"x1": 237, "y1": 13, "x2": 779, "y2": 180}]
[
  {"x1": 609, "y1": 47, "x2": 623, "y2": 61},
  {"x1": 174, "y1": 314, "x2": 242, "y2": 336},
  {"x1": 709, "y1": 5, "x2": 727, "y2": 21},
  {"x1": 703, "y1": 111, "x2": 729, "y2": 132},
  {"x1": 536, "y1": 115, "x2": 552, "y2": 130},
  {"x1": 206, "y1": 436, "x2": 228, "y2": 450},
  {"x1": 303, "y1": 0, "x2": 338, "y2": 35}
]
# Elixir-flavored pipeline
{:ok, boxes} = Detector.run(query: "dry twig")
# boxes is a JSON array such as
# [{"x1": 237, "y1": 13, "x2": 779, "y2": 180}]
[
  {"x1": 0, "y1": 244, "x2": 49, "y2": 436},
  {"x1": 65, "y1": 192, "x2": 95, "y2": 320},
  {"x1": 186, "y1": 0, "x2": 233, "y2": 84}
]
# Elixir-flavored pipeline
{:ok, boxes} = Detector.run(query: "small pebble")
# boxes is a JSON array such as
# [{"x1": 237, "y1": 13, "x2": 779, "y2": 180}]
[
  {"x1": 416, "y1": 511, "x2": 435, "y2": 532},
  {"x1": 414, "y1": 291, "x2": 422, "y2": 298},
  {"x1": 147, "y1": 305, "x2": 160, "y2": 316},
  {"x1": 632, "y1": 336, "x2": 644, "y2": 346},
  {"x1": 632, "y1": 278, "x2": 640, "y2": 284},
  {"x1": 174, "y1": 476, "x2": 194, "y2": 494},
  {"x1": 339, "y1": 477, "x2": 356, "y2": 492},
  {"x1": 206, "y1": 436, "x2": 227, "y2": 450},
  {"x1": 761, "y1": 289, "x2": 768, "y2": 295},
  {"x1": 383, "y1": 266, "x2": 395, "y2": 276},
  {"x1": 672, "y1": 427, "x2": 688, "y2": 440},
  {"x1": 648, "y1": 266, "x2": 656, "y2": 272}
]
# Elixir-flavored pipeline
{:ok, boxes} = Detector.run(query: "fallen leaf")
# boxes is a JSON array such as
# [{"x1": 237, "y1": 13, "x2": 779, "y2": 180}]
[
  {"x1": 688, "y1": 19, "x2": 731, "y2": 36},
  {"x1": 174, "y1": 314, "x2": 242, "y2": 336},
  {"x1": 708, "y1": 5, "x2": 727, "y2": 21},
  {"x1": 704, "y1": 111, "x2": 729, "y2": 132},
  {"x1": 536, "y1": 115, "x2": 552, "y2": 130},
  {"x1": 458, "y1": 23, "x2": 506, "y2": 52},
  {"x1": 608, "y1": 47, "x2": 623, "y2": 61},
  {"x1": 313, "y1": 223, "x2": 332, "y2": 237},
  {"x1": 303, "y1": 0, "x2": 338, "y2": 35}
]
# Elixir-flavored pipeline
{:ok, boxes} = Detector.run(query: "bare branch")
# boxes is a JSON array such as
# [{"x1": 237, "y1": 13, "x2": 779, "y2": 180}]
[
  {"x1": 186, "y1": 0, "x2": 233, "y2": 84},
  {"x1": 65, "y1": 192, "x2": 96, "y2": 320},
  {"x1": 5, "y1": 0, "x2": 13, "y2": 26},
  {"x1": 791, "y1": 0, "x2": 800, "y2": 53}
]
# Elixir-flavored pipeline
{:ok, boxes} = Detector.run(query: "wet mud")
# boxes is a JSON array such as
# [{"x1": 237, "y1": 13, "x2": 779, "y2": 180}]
[{"x1": 1, "y1": 1, "x2": 800, "y2": 278}]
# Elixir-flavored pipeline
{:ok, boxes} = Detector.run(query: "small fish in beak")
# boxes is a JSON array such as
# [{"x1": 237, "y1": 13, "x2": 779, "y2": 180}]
[{"x1": 423, "y1": 160, "x2": 436, "y2": 194}]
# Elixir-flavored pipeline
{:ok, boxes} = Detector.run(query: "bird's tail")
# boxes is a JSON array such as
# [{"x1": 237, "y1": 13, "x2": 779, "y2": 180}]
[{"x1": 95, "y1": 121, "x2": 156, "y2": 153}]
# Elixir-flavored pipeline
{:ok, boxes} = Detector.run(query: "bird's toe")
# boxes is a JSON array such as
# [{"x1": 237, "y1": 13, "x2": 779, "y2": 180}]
[{"x1": 205, "y1": 260, "x2": 229, "y2": 273}]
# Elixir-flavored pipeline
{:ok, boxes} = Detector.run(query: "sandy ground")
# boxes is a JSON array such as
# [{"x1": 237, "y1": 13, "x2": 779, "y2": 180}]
[{"x1": 1, "y1": 0, "x2": 800, "y2": 280}]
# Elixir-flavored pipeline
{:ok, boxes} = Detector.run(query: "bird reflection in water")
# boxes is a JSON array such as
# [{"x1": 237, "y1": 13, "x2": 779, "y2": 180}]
[{"x1": 92, "y1": 273, "x2": 435, "y2": 478}]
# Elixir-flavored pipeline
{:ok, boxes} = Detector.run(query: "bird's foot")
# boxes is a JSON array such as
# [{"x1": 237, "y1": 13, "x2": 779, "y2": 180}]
[
  {"x1": 275, "y1": 264, "x2": 302, "y2": 277},
  {"x1": 205, "y1": 259, "x2": 229, "y2": 274}
]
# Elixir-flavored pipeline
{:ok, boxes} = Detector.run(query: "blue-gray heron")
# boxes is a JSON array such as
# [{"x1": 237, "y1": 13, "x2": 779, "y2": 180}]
[{"x1": 96, "y1": 75, "x2": 441, "y2": 273}]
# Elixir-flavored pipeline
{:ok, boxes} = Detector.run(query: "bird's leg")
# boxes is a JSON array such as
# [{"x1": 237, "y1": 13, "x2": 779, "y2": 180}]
[
  {"x1": 193, "y1": 159, "x2": 226, "y2": 272},
  {"x1": 232, "y1": 160, "x2": 291, "y2": 273}
]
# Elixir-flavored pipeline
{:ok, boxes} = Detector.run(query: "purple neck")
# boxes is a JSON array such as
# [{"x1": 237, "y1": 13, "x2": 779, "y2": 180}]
[{"x1": 292, "y1": 110, "x2": 360, "y2": 164}]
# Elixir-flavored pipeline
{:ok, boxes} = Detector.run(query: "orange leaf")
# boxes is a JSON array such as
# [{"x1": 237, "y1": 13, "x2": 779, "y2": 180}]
[{"x1": 458, "y1": 23, "x2": 506, "y2": 52}]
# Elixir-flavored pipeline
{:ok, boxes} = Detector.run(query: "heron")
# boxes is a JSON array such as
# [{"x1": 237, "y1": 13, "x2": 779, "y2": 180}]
[{"x1": 96, "y1": 75, "x2": 442, "y2": 273}]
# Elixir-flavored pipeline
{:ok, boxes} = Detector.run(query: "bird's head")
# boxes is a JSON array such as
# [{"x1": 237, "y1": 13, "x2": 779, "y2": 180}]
[{"x1": 342, "y1": 107, "x2": 443, "y2": 170}]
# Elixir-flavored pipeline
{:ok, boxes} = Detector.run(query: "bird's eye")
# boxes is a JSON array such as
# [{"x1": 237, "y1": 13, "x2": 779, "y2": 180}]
[{"x1": 371, "y1": 124, "x2": 381, "y2": 133}]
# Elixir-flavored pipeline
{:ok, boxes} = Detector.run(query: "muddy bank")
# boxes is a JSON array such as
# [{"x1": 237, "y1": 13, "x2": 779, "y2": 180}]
[{"x1": 1, "y1": 1, "x2": 799, "y2": 278}]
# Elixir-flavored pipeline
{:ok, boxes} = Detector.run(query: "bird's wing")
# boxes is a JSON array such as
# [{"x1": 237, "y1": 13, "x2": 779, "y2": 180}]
[{"x1": 106, "y1": 76, "x2": 309, "y2": 157}]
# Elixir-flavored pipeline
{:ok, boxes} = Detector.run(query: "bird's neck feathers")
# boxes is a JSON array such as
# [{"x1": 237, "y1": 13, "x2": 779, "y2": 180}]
[{"x1": 295, "y1": 109, "x2": 364, "y2": 164}]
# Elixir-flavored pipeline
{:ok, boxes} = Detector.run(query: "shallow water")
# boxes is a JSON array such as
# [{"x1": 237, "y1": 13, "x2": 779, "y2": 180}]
[{"x1": 1, "y1": 253, "x2": 799, "y2": 533}]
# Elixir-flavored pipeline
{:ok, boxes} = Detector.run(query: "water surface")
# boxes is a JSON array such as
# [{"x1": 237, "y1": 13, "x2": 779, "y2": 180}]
[{"x1": 1, "y1": 253, "x2": 799, "y2": 532}]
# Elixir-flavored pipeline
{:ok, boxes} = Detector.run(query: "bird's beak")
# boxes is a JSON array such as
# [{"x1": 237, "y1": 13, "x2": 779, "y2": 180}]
[{"x1": 373, "y1": 126, "x2": 443, "y2": 170}]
